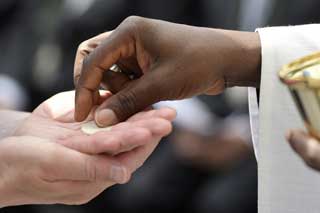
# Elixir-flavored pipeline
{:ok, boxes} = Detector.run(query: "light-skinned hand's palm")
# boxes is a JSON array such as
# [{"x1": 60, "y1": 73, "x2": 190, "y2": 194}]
[
  {"x1": 0, "y1": 91, "x2": 175, "y2": 206},
  {"x1": 14, "y1": 91, "x2": 176, "y2": 171}
]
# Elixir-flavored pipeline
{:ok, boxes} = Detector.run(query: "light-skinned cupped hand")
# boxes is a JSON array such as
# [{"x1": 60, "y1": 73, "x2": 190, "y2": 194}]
[
  {"x1": 286, "y1": 129, "x2": 320, "y2": 171},
  {"x1": 0, "y1": 91, "x2": 175, "y2": 207}
]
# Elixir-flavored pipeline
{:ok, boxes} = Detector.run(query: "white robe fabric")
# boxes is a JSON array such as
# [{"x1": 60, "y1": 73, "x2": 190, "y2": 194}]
[{"x1": 250, "y1": 25, "x2": 320, "y2": 213}]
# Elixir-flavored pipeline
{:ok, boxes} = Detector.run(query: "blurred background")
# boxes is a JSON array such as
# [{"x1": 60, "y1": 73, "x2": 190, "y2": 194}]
[{"x1": 1, "y1": 0, "x2": 320, "y2": 213}]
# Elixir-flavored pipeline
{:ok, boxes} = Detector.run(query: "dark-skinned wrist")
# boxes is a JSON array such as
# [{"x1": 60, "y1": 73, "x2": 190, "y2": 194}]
[{"x1": 215, "y1": 29, "x2": 261, "y2": 88}]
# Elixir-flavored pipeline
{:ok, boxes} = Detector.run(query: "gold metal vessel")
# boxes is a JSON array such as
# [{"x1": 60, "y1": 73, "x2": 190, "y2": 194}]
[{"x1": 279, "y1": 52, "x2": 320, "y2": 139}]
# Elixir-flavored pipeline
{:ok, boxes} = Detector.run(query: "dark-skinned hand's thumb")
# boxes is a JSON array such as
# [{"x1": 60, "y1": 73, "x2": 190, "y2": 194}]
[{"x1": 94, "y1": 73, "x2": 163, "y2": 126}]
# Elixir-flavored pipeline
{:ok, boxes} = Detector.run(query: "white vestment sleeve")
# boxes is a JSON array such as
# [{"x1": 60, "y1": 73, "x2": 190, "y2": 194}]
[
  {"x1": 256, "y1": 25, "x2": 320, "y2": 213},
  {"x1": 248, "y1": 87, "x2": 259, "y2": 159}
]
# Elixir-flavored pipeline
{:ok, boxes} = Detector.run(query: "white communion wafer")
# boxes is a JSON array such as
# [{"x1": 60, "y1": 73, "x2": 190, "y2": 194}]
[{"x1": 81, "y1": 121, "x2": 112, "y2": 135}]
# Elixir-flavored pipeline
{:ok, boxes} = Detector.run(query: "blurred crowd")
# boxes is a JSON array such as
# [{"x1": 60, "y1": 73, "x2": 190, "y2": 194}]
[{"x1": 1, "y1": 0, "x2": 320, "y2": 213}]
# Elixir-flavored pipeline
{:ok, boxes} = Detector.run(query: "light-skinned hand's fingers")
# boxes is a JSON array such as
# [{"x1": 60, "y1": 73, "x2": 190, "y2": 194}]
[
  {"x1": 116, "y1": 136, "x2": 161, "y2": 173},
  {"x1": 58, "y1": 127, "x2": 152, "y2": 155},
  {"x1": 34, "y1": 90, "x2": 111, "y2": 123},
  {"x1": 45, "y1": 144, "x2": 130, "y2": 184},
  {"x1": 286, "y1": 129, "x2": 320, "y2": 170},
  {"x1": 111, "y1": 118, "x2": 173, "y2": 137},
  {"x1": 41, "y1": 180, "x2": 113, "y2": 205},
  {"x1": 111, "y1": 119, "x2": 171, "y2": 170},
  {"x1": 126, "y1": 107, "x2": 177, "y2": 122}
]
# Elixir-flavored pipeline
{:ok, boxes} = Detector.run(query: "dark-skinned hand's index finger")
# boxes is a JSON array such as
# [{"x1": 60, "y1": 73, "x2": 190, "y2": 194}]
[{"x1": 74, "y1": 32, "x2": 124, "y2": 122}]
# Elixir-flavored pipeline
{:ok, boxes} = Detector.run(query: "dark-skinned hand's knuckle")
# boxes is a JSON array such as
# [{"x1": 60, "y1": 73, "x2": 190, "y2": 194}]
[{"x1": 115, "y1": 91, "x2": 139, "y2": 118}]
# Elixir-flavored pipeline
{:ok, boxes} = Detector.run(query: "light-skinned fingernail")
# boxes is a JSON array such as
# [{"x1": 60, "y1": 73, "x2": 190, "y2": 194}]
[
  {"x1": 95, "y1": 109, "x2": 118, "y2": 127},
  {"x1": 110, "y1": 166, "x2": 127, "y2": 184}
]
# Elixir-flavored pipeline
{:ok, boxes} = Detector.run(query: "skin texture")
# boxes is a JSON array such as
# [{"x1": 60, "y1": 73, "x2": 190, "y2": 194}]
[
  {"x1": 0, "y1": 91, "x2": 176, "y2": 207},
  {"x1": 73, "y1": 16, "x2": 261, "y2": 126},
  {"x1": 286, "y1": 130, "x2": 320, "y2": 171},
  {"x1": 0, "y1": 110, "x2": 30, "y2": 139},
  {"x1": 73, "y1": 16, "x2": 320, "y2": 172}
]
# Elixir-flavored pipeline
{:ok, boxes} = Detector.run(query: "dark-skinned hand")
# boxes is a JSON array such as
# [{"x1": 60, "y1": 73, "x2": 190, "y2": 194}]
[{"x1": 74, "y1": 16, "x2": 261, "y2": 126}]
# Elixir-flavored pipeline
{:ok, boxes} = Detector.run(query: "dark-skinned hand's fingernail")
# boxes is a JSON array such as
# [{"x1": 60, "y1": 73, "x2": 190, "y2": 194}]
[{"x1": 95, "y1": 109, "x2": 118, "y2": 127}]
